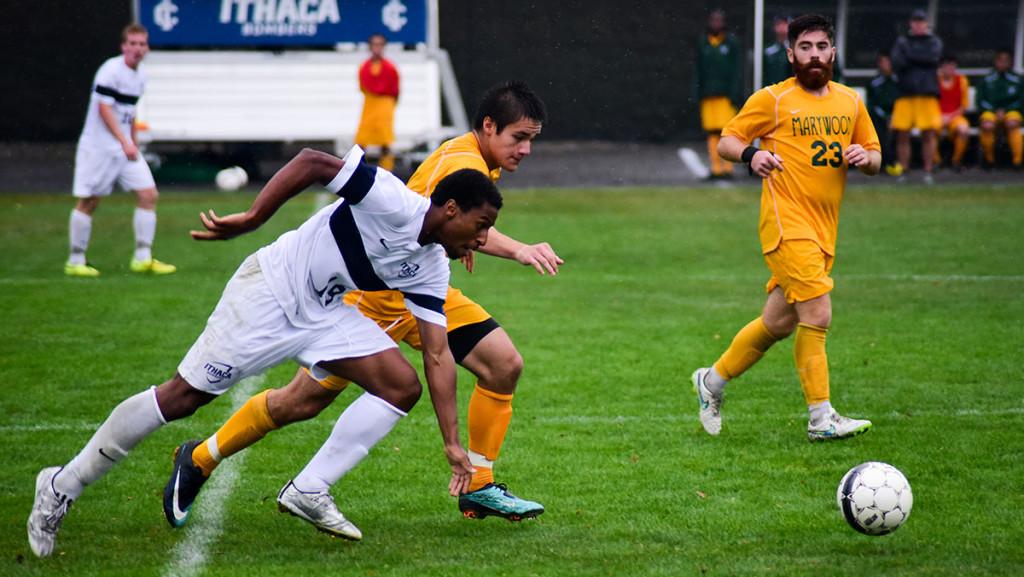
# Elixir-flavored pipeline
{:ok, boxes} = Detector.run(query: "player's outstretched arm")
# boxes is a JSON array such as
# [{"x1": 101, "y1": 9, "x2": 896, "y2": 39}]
[
  {"x1": 475, "y1": 228, "x2": 563, "y2": 276},
  {"x1": 416, "y1": 319, "x2": 475, "y2": 496},
  {"x1": 192, "y1": 148, "x2": 343, "y2": 240}
]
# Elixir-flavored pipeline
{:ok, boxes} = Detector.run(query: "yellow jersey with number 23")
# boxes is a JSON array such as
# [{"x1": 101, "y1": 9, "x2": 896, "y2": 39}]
[{"x1": 722, "y1": 78, "x2": 880, "y2": 256}]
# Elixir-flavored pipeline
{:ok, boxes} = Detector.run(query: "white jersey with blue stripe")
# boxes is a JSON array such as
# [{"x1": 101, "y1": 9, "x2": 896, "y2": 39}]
[
  {"x1": 79, "y1": 56, "x2": 145, "y2": 151},
  {"x1": 257, "y1": 146, "x2": 450, "y2": 329}
]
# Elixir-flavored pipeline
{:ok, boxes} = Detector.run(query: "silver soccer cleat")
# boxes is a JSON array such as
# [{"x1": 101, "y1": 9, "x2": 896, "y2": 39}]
[
  {"x1": 692, "y1": 367, "x2": 724, "y2": 435},
  {"x1": 276, "y1": 480, "x2": 362, "y2": 541},
  {"x1": 808, "y1": 409, "x2": 872, "y2": 442},
  {"x1": 27, "y1": 467, "x2": 73, "y2": 558}
]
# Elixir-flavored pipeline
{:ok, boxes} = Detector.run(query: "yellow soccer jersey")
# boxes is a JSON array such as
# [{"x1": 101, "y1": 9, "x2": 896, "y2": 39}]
[
  {"x1": 345, "y1": 131, "x2": 501, "y2": 317},
  {"x1": 406, "y1": 131, "x2": 502, "y2": 197},
  {"x1": 723, "y1": 78, "x2": 880, "y2": 255}
]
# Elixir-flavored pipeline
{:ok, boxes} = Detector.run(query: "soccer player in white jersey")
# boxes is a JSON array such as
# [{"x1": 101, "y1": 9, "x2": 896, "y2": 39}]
[
  {"x1": 28, "y1": 145, "x2": 502, "y2": 556},
  {"x1": 66, "y1": 23, "x2": 175, "y2": 277}
]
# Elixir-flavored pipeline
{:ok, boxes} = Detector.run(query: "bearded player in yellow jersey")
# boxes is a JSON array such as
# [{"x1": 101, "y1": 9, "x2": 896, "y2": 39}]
[
  {"x1": 691, "y1": 14, "x2": 880, "y2": 442},
  {"x1": 164, "y1": 82, "x2": 560, "y2": 533}
]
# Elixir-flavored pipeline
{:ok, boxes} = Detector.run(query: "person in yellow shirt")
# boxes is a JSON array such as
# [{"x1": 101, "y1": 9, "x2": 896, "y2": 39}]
[
  {"x1": 164, "y1": 81, "x2": 560, "y2": 532},
  {"x1": 355, "y1": 33, "x2": 400, "y2": 171},
  {"x1": 690, "y1": 14, "x2": 880, "y2": 442}
]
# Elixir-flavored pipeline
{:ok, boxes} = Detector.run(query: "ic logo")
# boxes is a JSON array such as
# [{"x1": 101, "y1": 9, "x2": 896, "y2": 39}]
[
  {"x1": 153, "y1": 0, "x2": 180, "y2": 32},
  {"x1": 397, "y1": 262, "x2": 420, "y2": 279},
  {"x1": 204, "y1": 362, "x2": 234, "y2": 385}
]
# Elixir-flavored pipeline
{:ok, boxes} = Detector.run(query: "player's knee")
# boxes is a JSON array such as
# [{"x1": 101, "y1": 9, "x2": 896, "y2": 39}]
[
  {"x1": 493, "y1": 350, "x2": 524, "y2": 389},
  {"x1": 389, "y1": 375, "x2": 422, "y2": 412},
  {"x1": 137, "y1": 188, "x2": 159, "y2": 209},
  {"x1": 981, "y1": 122, "x2": 995, "y2": 132},
  {"x1": 1006, "y1": 120, "x2": 1021, "y2": 130},
  {"x1": 764, "y1": 316, "x2": 797, "y2": 339},
  {"x1": 155, "y1": 375, "x2": 216, "y2": 421}
]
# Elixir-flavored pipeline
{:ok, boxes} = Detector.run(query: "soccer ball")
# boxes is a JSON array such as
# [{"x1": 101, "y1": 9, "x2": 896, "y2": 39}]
[
  {"x1": 836, "y1": 461, "x2": 913, "y2": 535},
  {"x1": 215, "y1": 166, "x2": 248, "y2": 191}
]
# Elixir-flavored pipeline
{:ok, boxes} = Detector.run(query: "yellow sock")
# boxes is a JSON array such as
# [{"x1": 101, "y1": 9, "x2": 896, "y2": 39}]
[
  {"x1": 980, "y1": 130, "x2": 996, "y2": 164},
  {"x1": 713, "y1": 316, "x2": 779, "y2": 381},
  {"x1": 379, "y1": 153, "x2": 395, "y2": 172},
  {"x1": 952, "y1": 134, "x2": 967, "y2": 166},
  {"x1": 1008, "y1": 127, "x2": 1023, "y2": 166},
  {"x1": 467, "y1": 384, "x2": 513, "y2": 492},
  {"x1": 192, "y1": 390, "x2": 279, "y2": 476},
  {"x1": 794, "y1": 323, "x2": 830, "y2": 405},
  {"x1": 707, "y1": 133, "x2": 722, "y2": 175}
]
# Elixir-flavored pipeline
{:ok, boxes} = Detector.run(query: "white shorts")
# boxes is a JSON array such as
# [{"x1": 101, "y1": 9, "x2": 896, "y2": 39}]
[
  {"x1": 72, "y1": 143, "x2": 156, "y2": 198},
  {"x1": 178, "y1": 255, "x2": 398, "y2": 395}
]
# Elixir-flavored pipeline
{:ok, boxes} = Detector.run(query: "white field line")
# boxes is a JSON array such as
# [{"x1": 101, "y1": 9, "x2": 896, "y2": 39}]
[
  {"x1": 161, "y1": 374, "x2": 265, "y2": 577},
  {"x1": 7, "y1": 404, "x2": 1022, "y2": 434},
  {"x1": 677, "y1": 147, "x2": 710, "y2": 179}
]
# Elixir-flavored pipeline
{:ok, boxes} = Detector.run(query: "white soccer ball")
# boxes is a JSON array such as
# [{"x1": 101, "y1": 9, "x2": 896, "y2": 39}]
[
  {"x1": 215, "y1": 166, "x2": 248, "y2": 191},
  {"x1": 836, "y1": 461, "x2": 913, "y2": 536}
]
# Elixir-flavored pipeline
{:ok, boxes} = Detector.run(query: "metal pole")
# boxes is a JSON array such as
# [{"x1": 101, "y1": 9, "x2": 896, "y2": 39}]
[
  {"x1": 1016, "y1": 0, "x2": 1024, "y2": 73},
  {"x1": 754, "y1": 0, "x2": 763, "y2": 89},
  {"x1": 836, "y1": 0, "x2": 849, "y2": 71},
  {"x1": 428, "y1": 0, "x2": 440, "y2": 53}
]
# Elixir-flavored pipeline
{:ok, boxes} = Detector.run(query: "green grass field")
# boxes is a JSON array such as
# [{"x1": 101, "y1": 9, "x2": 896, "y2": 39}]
[{"x1": 2, "y1": 184, "x2": 1023, "y2": 576}]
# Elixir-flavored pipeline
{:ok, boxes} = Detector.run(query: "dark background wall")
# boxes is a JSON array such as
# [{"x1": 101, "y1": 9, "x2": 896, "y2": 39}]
[{"x1": 3, "y1": 0, "x2": 755, "y2": 143}]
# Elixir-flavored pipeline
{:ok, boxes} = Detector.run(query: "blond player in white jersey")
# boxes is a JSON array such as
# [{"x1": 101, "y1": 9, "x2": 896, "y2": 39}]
[{"x1": 66, "y1": 23, "x2": 175, "y2": 277}]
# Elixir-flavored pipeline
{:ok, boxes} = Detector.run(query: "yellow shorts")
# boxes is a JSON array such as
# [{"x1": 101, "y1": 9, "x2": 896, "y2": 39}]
[
  {"x1": 764, "y1": 239, "x2": 835, "y2": 304},
  {"x1": 354, "y1": 94, "x2": 396, "y2": 146},
  {"x1": 891, "y1": 96, "x2": 941, "y2": 131},
  {"x1": 979, "y1": 110, "x2": 1023, "y2": 125},
  {"x1": 942, "y1": 114, "x2": 970, "y2": 135},
  {"x1": 317, "y1": 287, "x2": 493, "y2": 390},
  {"x1": 701, "y1": 97, "x2": 737, "y2": 132}
]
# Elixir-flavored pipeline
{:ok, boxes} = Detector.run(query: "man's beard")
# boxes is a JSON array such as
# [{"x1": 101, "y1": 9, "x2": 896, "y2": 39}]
[{"x1": 793, "y1": 58, "x2": 833, "y2": 90}]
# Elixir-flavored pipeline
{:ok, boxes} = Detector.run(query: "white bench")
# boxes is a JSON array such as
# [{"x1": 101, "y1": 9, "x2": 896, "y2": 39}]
[{"x1": 136, "y1": 49, "x2": 457, "y2": 155}]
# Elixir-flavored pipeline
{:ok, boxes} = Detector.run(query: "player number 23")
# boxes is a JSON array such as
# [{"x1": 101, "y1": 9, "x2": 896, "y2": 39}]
[{"x1": 810, "y1": 140, "x2": 843, "y2": 168}]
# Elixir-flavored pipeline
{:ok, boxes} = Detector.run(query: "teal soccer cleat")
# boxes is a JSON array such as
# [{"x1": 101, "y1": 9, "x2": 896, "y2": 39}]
[{"x1": 458, "y1": 483, "x2": 544, "y2": 521}]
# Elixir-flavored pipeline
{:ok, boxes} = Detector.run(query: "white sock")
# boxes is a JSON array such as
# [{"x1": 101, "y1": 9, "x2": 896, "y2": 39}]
[
  {"x1": 133, "y1": 208, "x2": 156, "y2": 262},
  {"x1": 53, "y1": 387, "x2": 166, "y2": 499},
  {"x1": 293, "y1": 393, "x2": 406, "y2": 493},
  {"x1": 705, "y1": 366, "x2": 728, "y2": 395},
  {"x1": 68, "y1": 209, "x2": 92, "y2": 265},
  {"x1": 808, "y1": 400, "x2": 833, "y2": 427}
]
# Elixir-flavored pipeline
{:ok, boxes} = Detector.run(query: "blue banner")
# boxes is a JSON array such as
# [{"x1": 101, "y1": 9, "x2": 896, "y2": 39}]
[{"x1": 139, "y1": 0, "x2": 427, "y2": 46}]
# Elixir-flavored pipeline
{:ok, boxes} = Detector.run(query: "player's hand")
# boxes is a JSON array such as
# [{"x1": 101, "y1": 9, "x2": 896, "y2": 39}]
[
  {"x1": 122, "y1": 141, "x2": 139, "y2": 161},
  {"x1": 750, "y1": 151, "x2": 784, "y2": 178},
  {"x1": 845, "y1": 144, "x2": 869, "y2": 167},
  {"x1": 190, "y1": 209, "x2": 260, "y2": 240},
  {"x1": 514, "y1": 242, "x2": 564, "y2": 276},
  {"x1": 461, "y1": 251, "x2": 475, "y2": 273},
  {"x1": 444, "y1": 443, "x2": 476, "y2": 496}
]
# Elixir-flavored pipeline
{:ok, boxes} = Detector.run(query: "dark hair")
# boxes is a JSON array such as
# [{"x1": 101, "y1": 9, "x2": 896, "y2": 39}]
[
  {"x1": 787, "y1": 14, "x2": 834, "y2": 46},
  {"x1": 772, "y1": 14, "x2": 790, "y2": 24},
  {"x1": 996, "y1": 47, "x2": 1013, "y2": 57},
  {"x1": 122, "y1": 23, "x2": 148, "y2": 42},
  {"x1": 472, "y1": 81, "x2": 547, "y2": 133},
  {"x1": 877, "y1": 50, "x2": 891, "y2": 59},
  {"x1": 431, "y1": 169, "x2": 503, "y2": 213},
  {"x1": 368, "y1": 33, "x2": 386, "y2": 42},
  {"x1": 941, "y1": 53, "x2": 958, "y2": 64}
]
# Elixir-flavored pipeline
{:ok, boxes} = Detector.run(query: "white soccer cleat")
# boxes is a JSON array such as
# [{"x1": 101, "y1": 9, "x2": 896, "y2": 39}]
[
  {"x1": 692, "y1": 367, "x2": 723, "y2": 436},
  {"x1": 276, "y1": 481, "x2": 362, "y2": 541},
  {"x1": 808, "y1": 409, "x2": 872, "y2": 442},
  {"x1": 27, "y1": 467, "x2": 73, "y2": 558}
]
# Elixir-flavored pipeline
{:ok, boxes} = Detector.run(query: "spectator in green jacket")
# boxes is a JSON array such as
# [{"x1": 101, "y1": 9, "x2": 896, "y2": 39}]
[
  {"x1": 763, "y1": 15, "x2": 792, "y2": 87},
  {"x1": 868, "y1": 51, "x2": 901, "y2": 174},
  {"x1": 977, "y1": 48, "x2": 1023, "y2": 168},
  {"x1": 694, "y1": 9, "x2": 742, "y2": 179}
]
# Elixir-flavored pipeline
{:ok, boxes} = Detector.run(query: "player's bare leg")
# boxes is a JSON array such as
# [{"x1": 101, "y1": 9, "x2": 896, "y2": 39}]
[
  {"x1": 457, "y1": 328, "x2": 543, "y2": 521},
  {"x1": 129, "y1": 186, "x2": 175, "y2": 274},
  {"x1": 66, "y1": 196, "x2": 101, "y2": 276},
  {"x1": 920, "y1": 130, "x2": 937, "y2": 184}
]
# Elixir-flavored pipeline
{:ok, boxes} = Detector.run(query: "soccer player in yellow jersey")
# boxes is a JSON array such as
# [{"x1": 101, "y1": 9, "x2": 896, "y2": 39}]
[
  {"x1": 165, "y1": 82, "x2": 560, "y2": 532},
  {"x1": 691, "y1": 14, "x2": 880, "y2": 442}
]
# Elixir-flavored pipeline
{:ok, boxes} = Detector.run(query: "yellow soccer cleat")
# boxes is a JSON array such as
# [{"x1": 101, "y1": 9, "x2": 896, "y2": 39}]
[
  {"x1": 64, "y1": 262, "x2": 100, "y2": 277},
  {"x1": 130, "y1": 258, "x2": 177, "y2": 275},
  {"x1": 884, "y1": 163, "x2": 904, "y2": 177}
]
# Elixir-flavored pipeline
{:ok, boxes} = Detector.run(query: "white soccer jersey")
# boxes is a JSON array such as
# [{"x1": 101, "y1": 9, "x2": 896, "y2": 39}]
[
  {"x1": 79, "y1": 56, "x2": 145, "y2": 150},
  {"x1": 257, "y1": 146, "x2": 450, "y2": 329}
]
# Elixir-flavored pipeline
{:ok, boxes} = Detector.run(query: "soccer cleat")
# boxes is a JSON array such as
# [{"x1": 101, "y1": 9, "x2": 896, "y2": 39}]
[
  {"x1": 64, "y1": 262, "x2": 100, "y2": 277},
  {"x1": 27, "y1": 467, "x2": 73, "y2": 558},
  {"x1": 692, "y1": 367, "x2": 723, "y2": 436},
  {"x1": 807, "y1": 409, "x2": 872, "y2": 442},
  {"x1": 276, "y1": 481, "x2": 362, "y2": 540},
  {"x1": 458, "y1": 483, "x2": 544, "y2": 521},
  {"x1": 130, "y1": 258, "x2": 177, "y2": 275},
  {"x1": 163, "y1": 440, "x2": 208, "y2": 528},
  {"x1": 884, "y1": 163, "x2": 904, "y2": 177}
]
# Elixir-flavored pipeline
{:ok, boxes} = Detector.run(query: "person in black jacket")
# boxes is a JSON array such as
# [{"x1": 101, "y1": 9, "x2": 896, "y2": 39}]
[{"x1": 890, "y1": 9, "x2": 943, "y2": 183}]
